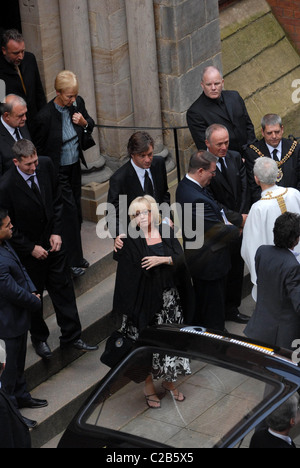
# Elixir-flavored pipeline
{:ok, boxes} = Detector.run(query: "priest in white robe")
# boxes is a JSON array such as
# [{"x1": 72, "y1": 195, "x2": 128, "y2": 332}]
[{"x1": 241, "y1": 157, "x2": 300, "y2": 300}]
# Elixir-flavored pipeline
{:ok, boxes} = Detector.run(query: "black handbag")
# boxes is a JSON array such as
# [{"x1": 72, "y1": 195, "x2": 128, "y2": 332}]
[
  {"x1": 81, "y1": 128, "x2": 96, "y2": 151},
  {"x1": 100, "y1": 331, "x2": 134, "y2": 368}
]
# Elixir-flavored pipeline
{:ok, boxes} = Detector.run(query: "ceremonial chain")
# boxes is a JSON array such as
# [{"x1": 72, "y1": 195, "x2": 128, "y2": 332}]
[{"x1": 249, "y1": 141, "x2": 298, "y2": 182}]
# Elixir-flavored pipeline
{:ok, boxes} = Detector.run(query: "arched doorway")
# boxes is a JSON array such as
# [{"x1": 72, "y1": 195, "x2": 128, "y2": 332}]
[{"x1": 0, "y1": 0, "x2": 22, "y2": 40}]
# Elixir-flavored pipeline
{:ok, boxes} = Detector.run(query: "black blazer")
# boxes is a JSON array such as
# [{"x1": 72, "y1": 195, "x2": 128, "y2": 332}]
[
  {"x1": 244, "y1": 245, "x2": 300, "y2": 349},
  {"x1": 208, "y1": 150, "x2": 250, "y2": 227},
  {"x1": 0, "y1": 390, "x2": 31, "y2": 448},
  {"x1": 0, "y1": 156, "x2": 63, "y2": 259},
  {"x1": 32, "y1": 96, "x2": 95, "y2": 172},
  {"x1": 107, "y1": 156, "x2": 170, "y2": 236},
  {"x1": 176, "y1": 176, "x2": 240, "y2": 281},
  {"x1": 250, "y1": 428, "x2": 296, "y2": 449},
  {"x1": 245, "y1": 138, "x2": 300, "y2": 203},
  {"x1": 0, "y1": 51, "x2": 46, "y2": 131},
  {"x1": 187, "y1": 90, "x2": 256, "y2": 153},
  {"x1": 0, "y1": 120, "x2": 31, "y2": 176},
  {"x1": 0, "y1": 242, "x2": 40, "y2": 339}
]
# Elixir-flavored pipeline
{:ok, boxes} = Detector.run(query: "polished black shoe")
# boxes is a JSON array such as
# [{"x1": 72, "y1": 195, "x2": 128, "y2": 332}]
[
  {"x1": 22, "y1": 416, "x2": 37, "y2": 429},
  {"x1": 72, "y1": 339, "x2": 98, "y2": 352},
  {"x1": 70, "y1": 266, "x2": 85, "y2": 278},
  {"x1": 18, "y1": 398, "x2": 48, "y2": 409},
  {"x1": 32, "y1": 341, "x2": 52, "y2": 360},
  {"x1": 226, "y1": 308, "x2": 250, "y2": 324},
  {"x1": 79, "y1": 258, "x2": 90, "y2": 268}
]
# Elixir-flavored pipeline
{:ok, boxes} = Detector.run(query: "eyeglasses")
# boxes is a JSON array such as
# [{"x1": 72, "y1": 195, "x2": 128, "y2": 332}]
[
  {"x1": 206, "y1": 170, "x2": 216, "y2": 176},
  {"x1": 133, "y1": 209, "x2": 151, "y2": 218}
]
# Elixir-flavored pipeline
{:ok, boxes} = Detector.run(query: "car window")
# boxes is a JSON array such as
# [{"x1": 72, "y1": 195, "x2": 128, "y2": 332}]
[{"x1": 79, "y1": 347, "x2": 280, "y2": 448}]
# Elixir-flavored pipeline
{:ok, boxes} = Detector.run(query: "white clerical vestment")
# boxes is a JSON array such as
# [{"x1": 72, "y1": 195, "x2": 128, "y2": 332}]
[{"x1": 241, "y1": 185, "x2": 300, "y2": 300}]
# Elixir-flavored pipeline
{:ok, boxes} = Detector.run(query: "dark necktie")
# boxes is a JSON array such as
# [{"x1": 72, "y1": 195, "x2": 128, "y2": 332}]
[
  {"x1": 144, "y1": 170, "x2": 154, "y2": 196},
  {"x1": 219, "y1": 157, "x2": 230, "y2": 184},
  {"x1": 14, "y1": 128, "x2": 22, "y2": 141},
  {"x1": 28, "y1": 175, "x2": 43, "y2": 205},
  {"x1": 272, "y1": 149, "x2": 279, "y2": 161}
]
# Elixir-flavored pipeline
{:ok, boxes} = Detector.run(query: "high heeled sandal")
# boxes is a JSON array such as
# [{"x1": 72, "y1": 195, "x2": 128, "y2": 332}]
[
  {"x1": 144, "y1": 393, "x2": 161, "y2": 409},
  {"x1": 162, "y1": 383, "x2": 185, "y2": 402}
]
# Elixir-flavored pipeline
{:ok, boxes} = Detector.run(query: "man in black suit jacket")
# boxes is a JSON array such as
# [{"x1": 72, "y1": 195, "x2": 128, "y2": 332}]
[
  {"x1": 0, "y1": 139, "x2": 98, "y2": 360},
  {"x1": 0, "y1": 29, "x2": 46, "y2": 133},
  {"x1": 244, "y1": 113, "x2": 300, "y2": 204},
  {"x1": 244, "y1": 212, "x2": 300, "y2": 350},
  {"x1": 176, "y1": 150, "x2": 240, "y2": 331},
  {"x1": 0, "y1": 208, "x2": 47, "y2": 427},
  {"x1": 205, "y1": 124, "x2": 250, "y2": 324},
  {"x1": 107, "y1": 131, "x2": 171, "y2": 251},
  {"x1": 0, "y1": 94, "x2": 31, "y2": 175},
  {"x1": 0, "y1": 389, "x2": 31, "y2": 448},
  {"x1": 250, "y1": 394, "x2": 298, "y2": 448},
  {"x1": 187, "y1": 66, "x2": 256, "y2": 155}
]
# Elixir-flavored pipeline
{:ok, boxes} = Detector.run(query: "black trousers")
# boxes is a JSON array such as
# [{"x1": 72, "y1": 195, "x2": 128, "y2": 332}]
[
  {"x1": 193, "y1": 276, "x2": 226, "y2": 331},
  {"x1": 1, "y1": 333, "x2": 31, "y2": 407},
  {"x1": 21, "y1": 249, "x2": 82, "y2": 345},
  {"x1": 59, "y1": 161, "x2": 84, "y2": 267},
  {"x1": 225, "y1": 237, "x2": 244, "y2": 312}
]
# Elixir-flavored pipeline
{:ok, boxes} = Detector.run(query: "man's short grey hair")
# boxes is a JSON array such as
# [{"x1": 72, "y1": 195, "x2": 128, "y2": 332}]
[
  {"x1": 254, "y1": 157, "x2": 279, "y2": 185},
  {"x1": 261, "y1": 114, "x2": 282, "y2": 130},
  {"x1": 205, "y1": 123, "x2": 229, "y2": 142},
  {"x1": 266, "y1": 394, "x2": 299, "y2": 432},
  {"x1": 1, "y1": 94, "x2": 27, "y2": 115}
]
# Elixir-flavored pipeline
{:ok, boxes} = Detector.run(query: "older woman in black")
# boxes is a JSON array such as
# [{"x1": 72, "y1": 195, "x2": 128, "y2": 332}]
[
  {"x1": 32, "y1": 70, "x2": 95, "y2": 277},
  {"x1": 113, "y1": 196, "x2": 194, "y2": 409}
]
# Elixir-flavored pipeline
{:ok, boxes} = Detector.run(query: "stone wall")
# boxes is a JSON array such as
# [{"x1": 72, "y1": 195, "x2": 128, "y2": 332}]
[{"x1": 220, "y1": 0, "x2": 300, "y2": 138}]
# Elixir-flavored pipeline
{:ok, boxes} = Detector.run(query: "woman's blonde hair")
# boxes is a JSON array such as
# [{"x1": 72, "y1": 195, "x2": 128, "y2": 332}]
[
  {"x1": 55, "y1": 70, "x2": 79, "y2": 94},
  {"x1": 128, "y1": 195, "x2": 161, "y2": 226}
]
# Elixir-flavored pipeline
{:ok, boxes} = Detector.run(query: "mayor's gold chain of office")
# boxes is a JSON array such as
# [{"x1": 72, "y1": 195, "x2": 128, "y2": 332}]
[{"x1": 249, "y1": 140, "x2": 298, "y2": 182}]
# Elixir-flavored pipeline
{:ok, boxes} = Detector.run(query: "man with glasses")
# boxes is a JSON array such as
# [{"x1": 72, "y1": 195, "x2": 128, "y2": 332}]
[{"x1": 176, "y1": 150, "x2": 240, "y2": 331}]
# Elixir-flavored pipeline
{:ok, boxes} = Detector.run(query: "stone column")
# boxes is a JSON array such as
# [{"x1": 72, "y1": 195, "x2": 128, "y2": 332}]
[
  {"x1": 58, "y1": 0, "x2": 109, "y2": 183},
  {"x1": 125, "y1": 0, "x2": 165, "y2": 155}
]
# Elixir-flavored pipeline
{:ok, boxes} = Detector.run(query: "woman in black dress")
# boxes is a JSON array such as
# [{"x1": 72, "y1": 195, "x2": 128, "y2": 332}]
[{"x1": 113, "y1": 195, "x2": 194, "y2": 408}]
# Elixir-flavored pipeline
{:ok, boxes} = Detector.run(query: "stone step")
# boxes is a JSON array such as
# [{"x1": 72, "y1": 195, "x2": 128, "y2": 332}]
[
  {"x1": 25, "y1": 273, "x2": 117, "y2": 392},
  {"x1": 22, "y1": 340, "x2": 110, "y2": 448}
]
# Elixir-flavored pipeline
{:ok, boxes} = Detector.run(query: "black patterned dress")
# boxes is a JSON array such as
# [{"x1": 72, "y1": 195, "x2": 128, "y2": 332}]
[{"x1": 121, "y1": 242, "x2": 191, "y2": 382}]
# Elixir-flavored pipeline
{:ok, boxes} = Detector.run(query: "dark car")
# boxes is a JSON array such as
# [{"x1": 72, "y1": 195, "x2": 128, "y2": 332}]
[{"x1": 58, "y1": 324, "x2": 300, "y2": 449}]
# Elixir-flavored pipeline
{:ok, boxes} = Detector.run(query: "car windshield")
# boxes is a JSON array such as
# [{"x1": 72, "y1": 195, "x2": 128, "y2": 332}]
[{"x1": 79, "y1": 346, "x2": 280, "y2": 448}]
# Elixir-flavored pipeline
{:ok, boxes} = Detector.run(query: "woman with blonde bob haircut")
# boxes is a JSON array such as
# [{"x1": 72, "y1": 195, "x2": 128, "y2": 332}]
[
  {"x1": 128, "y1": 195, "x2": 161, "y2": 228},
  {"x1": 113, "y1": 196, "x2": 194, "y2": 409},
  {"x1": 33, "y1": 70, "x2": 95, "y2": 277}
]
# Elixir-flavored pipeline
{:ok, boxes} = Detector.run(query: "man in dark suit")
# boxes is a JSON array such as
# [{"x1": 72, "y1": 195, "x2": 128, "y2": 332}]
[
  {"x1": 244, "y1": 212, "x2": 300, "y2": 350},
  {"x1": 0, "y1": 139, "x2": 98, "y2": 360},
  {"x1": 176, "y1": 150, "x2": 240, "y2": 331},
  {"x1": 205, "y1": 124, "x2": 249, "y2": 324},
  {"x1": 187, "y1": 66, "x2": 256, "y2": 155},
  {"x1": 107, "y1": 131, "x2": 171, "y2": 251},
  {"x1": 0, "y1": 29, "x2": 46, "y2": 133},
  {"x1": 0, "y1": 208, "x2": 47, "y2": 428},
  {"x1": 0, "y1": 389, "x2": 31, "y2": 447},
  {"x1": 250, "y1": 394, "x2": 298, "y2": 448},
  {"x1": 244, "y1": 113, "x2": 300, "y2": 204},
  {"x1": 0, "y1": 94, "x2": 31, "y2": 175}
]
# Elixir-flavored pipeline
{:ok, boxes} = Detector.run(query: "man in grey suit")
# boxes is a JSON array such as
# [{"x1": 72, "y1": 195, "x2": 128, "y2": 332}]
[
  {"x1": 0, "y1": 94, "x2": 31, "y2": 175},
  {"x1": 244, "y1": 211, "x2": 300, "y2": 350}
]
